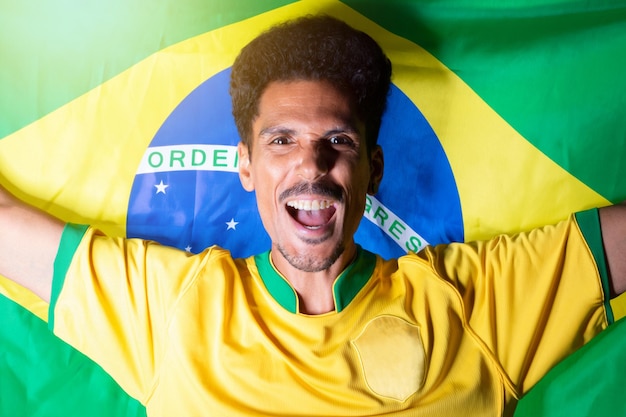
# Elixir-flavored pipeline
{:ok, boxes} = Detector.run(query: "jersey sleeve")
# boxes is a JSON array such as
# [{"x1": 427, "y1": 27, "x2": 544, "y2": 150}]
[
  {"x1": 421, "y1": 209, "x2": 612, "y2": 395},
  {"x1": 48, "y1": 224, "x2": 210, "y2": 402}
]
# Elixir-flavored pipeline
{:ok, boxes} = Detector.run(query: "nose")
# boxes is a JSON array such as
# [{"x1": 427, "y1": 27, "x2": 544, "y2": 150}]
[{"x1": 296, "y1": 141, "x2": 334, "y2": 181}]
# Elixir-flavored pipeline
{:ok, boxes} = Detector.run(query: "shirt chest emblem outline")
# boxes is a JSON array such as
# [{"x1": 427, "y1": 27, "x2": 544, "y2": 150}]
[{"x1": 351, "y1": 315, "x2": 426, "y2": 401}]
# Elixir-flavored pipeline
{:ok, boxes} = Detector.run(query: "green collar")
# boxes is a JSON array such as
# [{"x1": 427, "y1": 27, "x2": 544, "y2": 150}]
[{"x1": 254, "y1": 246, "x2": 377, "y2": 314}]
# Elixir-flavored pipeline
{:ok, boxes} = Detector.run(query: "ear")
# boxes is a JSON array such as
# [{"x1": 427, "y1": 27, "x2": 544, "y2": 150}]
[
  {"x1": 238, "y1": 142, "x2": 255, "y2": 191},
  {"x1": 367, "y1": 145, "x2": 384, "y2": 195}
]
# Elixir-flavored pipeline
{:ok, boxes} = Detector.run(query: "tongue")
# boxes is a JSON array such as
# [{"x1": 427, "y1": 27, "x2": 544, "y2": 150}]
[{"x1": 295, "y1": 207, "x2": 335, "y2": 227}]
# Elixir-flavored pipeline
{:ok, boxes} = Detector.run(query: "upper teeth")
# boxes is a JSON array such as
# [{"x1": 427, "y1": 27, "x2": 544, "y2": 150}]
[{"x1": 286, "y1": 200, "x2": 332, "y2": 211}]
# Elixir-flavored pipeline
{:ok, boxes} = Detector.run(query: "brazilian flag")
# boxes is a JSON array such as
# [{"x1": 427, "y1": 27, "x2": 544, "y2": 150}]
[{"x1": 1, "y1": 1, "x2": 625, "y2": 415}]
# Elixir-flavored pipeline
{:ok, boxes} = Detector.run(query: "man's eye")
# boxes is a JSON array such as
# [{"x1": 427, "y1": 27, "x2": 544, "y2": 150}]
[
  {"x1": 271, "y1": 137, "x2": 290, "y2": 145},
  {"x1": 329, "y1": 135, "x2": 354, "y2": 146}
]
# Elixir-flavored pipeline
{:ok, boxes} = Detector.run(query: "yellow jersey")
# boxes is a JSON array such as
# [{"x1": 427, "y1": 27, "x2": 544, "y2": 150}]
[{"x1": 50, "y1": 210, "x2": 612, "y2": 416}]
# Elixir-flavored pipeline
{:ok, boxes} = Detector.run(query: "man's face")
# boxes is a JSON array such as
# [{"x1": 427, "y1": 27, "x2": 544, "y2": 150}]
[{"x1": 238, "y1": 80, "x2": 383, "y2": 273}]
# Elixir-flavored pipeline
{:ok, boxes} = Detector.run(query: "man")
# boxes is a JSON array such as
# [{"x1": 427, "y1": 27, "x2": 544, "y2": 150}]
[{"x1": 0, "y1": 15, "x2": 625, "y2": 416}]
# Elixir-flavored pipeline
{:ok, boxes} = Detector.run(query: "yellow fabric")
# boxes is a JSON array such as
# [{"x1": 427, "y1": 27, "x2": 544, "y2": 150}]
[
  {"x1": 352, "y1": 316, "x2": 425, "y2": 401},
  {"x1": 51, "y1": 215, "x2": 608, "y2": 416}
]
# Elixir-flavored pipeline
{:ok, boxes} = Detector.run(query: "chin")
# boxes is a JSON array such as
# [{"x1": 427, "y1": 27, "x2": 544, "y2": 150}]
[{"x1": 278, "y1": 241, "x2": 345, "y2": 273}]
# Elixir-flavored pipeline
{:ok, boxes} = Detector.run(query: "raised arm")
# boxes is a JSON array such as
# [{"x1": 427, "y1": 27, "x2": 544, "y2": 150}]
[
  {"x1": 599, "y1": 202, "x2": 626, "y2": 297},
  {"x1": 0, "y1": 184, "x2": 64, "y2": 302}
]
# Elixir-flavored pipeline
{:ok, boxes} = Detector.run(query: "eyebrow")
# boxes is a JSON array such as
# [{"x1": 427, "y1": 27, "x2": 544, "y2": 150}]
[
  {"x1": 258, "y1": 126, "x2": 296, "y2": 137},
  {"x1": 258, "y1": 125, "x2": 360, "y2": 137}
]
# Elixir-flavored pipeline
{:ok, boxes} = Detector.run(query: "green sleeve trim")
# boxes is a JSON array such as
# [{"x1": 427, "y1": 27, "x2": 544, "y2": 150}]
[
  {"x1": 48, "y1": 224, "x2": 89, "y2": 330},
  {"x1": 575, "y1": 209, "x2": 614, "y2": 324}
]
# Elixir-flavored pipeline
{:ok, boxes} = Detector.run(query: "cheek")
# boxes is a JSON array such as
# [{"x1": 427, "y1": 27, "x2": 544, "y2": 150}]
[
  {"x1": 348, "y1": 161, "x2": 374, "y2": 193},
  {"x1": 252, "y1": 166, "x2": 282, "y2": 209}
]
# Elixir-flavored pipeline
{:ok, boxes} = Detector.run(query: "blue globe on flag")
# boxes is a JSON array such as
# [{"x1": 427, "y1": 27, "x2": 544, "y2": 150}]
[{"x1": 127, "y1": 68, "x2": 463, "y2": 259}]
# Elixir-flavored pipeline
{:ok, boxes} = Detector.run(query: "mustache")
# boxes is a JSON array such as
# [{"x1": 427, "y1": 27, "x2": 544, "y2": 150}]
[{"x1": 279, "y1": 181, "x2": 344, "y2": 203}]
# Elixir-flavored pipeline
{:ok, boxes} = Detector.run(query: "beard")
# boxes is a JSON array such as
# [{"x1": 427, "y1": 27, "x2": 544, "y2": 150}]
[{"x1": 276, "y1": 237, "x2": 345, "y2": 272}]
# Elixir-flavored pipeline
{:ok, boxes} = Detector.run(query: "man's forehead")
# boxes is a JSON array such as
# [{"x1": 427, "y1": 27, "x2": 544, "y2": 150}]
[{"x1": 254, "y1": 80, "x2": 364, "y2": 134}]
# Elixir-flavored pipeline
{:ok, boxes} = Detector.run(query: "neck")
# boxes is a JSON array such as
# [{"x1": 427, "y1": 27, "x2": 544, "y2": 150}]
[
  {"x1": 292, "y1": 274, "x2": 336, "y2": 315},
  {"x1": 270, "y1": 244, "x2": 358, "y2": 315}
]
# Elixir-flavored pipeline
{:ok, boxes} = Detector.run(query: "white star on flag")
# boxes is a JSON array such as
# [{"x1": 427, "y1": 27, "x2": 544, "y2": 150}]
[
  {"x1": 184, "y1": 245, "x2": 192, "y2": 252},
  {"x1": 154, "y1": 180, "x2": 169, "y2": 194},
  {"x1": 226, "y1": 218, "x2": 239, "y2": 230}
]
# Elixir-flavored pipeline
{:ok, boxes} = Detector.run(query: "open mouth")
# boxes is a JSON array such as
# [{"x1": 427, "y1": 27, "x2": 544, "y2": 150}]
[{"x1": 286, "y1": 199, "x2": 337, "y2": 230}]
